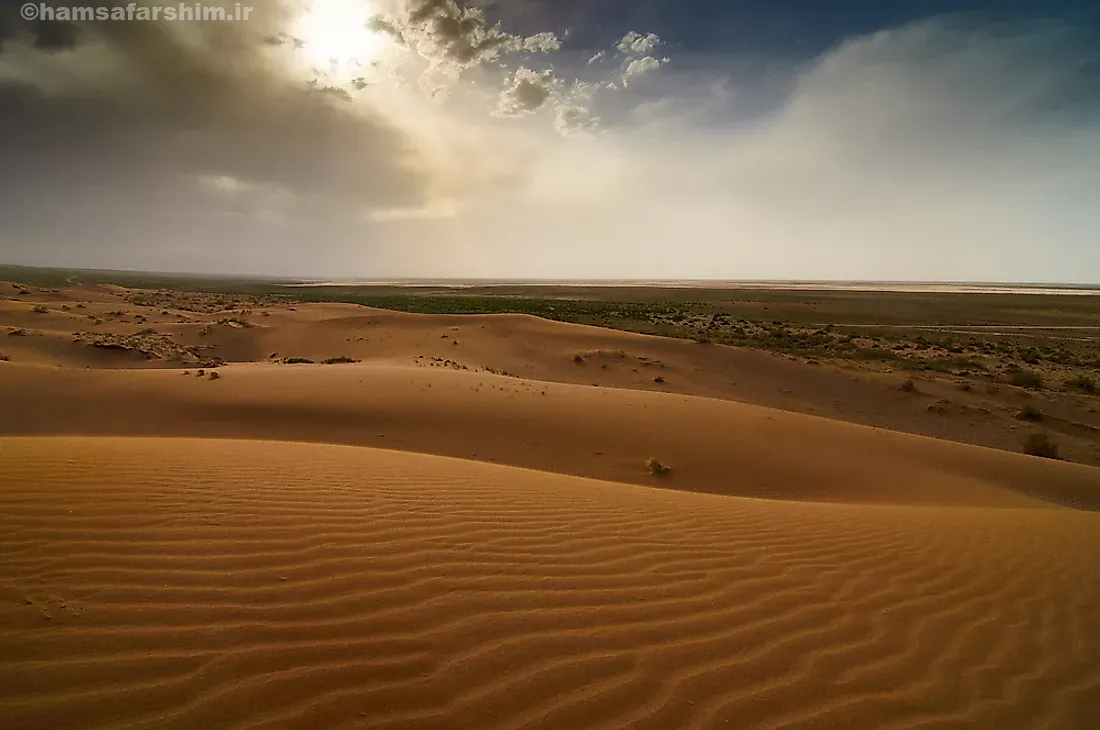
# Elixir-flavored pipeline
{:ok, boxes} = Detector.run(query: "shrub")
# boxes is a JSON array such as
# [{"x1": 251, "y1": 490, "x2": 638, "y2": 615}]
[
  {"x1": 8, "y1": 328, "x2": 26, "y2": 337},
  {"x1": 1017, "y1": 404, "x2": 1043, "y2": 422},
  {"x1": 653, "y1": 375, "x2": 665, "y2": 384},
  {"x1": 1065, "y1": 374, "x2": 1097, "y2": 395},
  {"x1": 0, "y1": 353, "x2": 9, "y2": 361},
  {"x1": 1023, "y1": 433, "x2": 1059, "y2": 460},
  {"x1": 197, "y1": 369, "x2": 205, "y2": 377},
  {"x1": 283, "y1": 357, "x2": 315, "y2": 364},
  {"x1": 322, "y1": 356, "x2": 359, "y2": 365},
  {"x1": 1008, "y1": 368, "x2": 1043, "y2": 389},
  {"x1": 899, "y1": 378, "x2": 918, "y2": 393},
  {"x1": 208, "y1": 371, "x2": 220, "y2": 380},
  {"x1": 646, "y1": 457, "x2": 672, "y2": 476},
  {"x1": 573, "y1": 353, "x2": 584, "y2": 364},
  {"x1": 32, "y1": 305, "x2": 49, "y2": 314}
]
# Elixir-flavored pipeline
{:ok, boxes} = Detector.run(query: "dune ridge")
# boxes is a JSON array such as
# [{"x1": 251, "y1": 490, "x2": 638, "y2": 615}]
[
  {"x1": 3, "y1": 362, "x2": 1098, "y2": 509},
  {"x1": 6, "y1": 280, "x2": 1100, "y2": 469},
  {"x1": 3, "y1": 436, "x2": 1100, "y2": 729}
]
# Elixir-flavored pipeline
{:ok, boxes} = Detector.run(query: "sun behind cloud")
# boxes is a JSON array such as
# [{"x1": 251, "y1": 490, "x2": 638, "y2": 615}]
[{"x1": 293, "y1": 0, "x2": 393, "y2": 80}]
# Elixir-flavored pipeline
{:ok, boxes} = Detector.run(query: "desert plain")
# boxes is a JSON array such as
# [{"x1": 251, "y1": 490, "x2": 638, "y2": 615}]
[{"x1": 2, "y1": 268, "x2": 1099, "y2": 729}]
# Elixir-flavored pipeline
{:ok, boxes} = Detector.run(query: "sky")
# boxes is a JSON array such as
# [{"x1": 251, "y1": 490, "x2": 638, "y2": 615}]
[{"x1": 0, "y1": 0, "x2": 1098, "y2": 282}]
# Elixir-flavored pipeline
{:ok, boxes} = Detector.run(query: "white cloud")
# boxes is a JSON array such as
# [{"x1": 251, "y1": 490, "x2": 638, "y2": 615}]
[
  {"x1": 623, "y1": 56, "x2": 664, "y2": 86},
  {"x1": 617, "y1": 32, "x2": 661, "y2": 55}
]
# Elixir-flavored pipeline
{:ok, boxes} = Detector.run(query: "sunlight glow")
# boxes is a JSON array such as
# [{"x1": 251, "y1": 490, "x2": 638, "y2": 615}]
[{"x1": 293, "y1": 0, "x2": 390, "y2": 80}]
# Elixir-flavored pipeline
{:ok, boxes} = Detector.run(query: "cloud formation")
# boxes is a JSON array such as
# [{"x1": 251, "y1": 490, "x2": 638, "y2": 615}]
[
  {"x1": 0, "y1": 3, "x2": 1096, "y2": 282},
  {"x1": 496, "y1": 66, "x2": 557, "y2": 116}
]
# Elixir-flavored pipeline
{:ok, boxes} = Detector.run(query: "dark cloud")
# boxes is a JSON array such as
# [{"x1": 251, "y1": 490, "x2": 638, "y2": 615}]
[
  {"x1": 0, "y1": 1, "x2": 431, "y2": 214},
  {"x1": 496, "y1": 66, "x2": 556, "y2": 115},
  {"x1": 371, "y1": 0, "x2": 560, "y2": 72}
]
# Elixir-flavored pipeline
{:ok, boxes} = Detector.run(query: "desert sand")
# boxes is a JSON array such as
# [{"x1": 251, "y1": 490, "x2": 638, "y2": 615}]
[
  {"x1": 3, "y1": 438, "x2": 1099, "y2": 730},
  {"x1": 2, "y1": 281, "x2": 1100, "y2": 728}
]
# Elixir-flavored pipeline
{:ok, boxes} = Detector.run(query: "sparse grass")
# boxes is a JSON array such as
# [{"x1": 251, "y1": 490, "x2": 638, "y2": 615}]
[
  {"x1": 1066, "y1": 374, "x2": 1097, "y2": 395},
  {"x1": 899, "y1": 377, "x2": 918, "y2": 393},
  {"x1": 646, "y1": 457, "x2": 672, "y2": 476},
  {"x1": 1023, "y1": 432, "x2": 1060, "y2": 460},
  {"x1": 322, "y1": 356, "x2": 359, "y2": 365},
  {"x1": 1008, "y1": 368, "x2": 1044, "y2": 389},
  {"x1": 283, "y1": 357, "x2": 315, "y2": 364},
  {"x1": 1017, "y1": 404, "x2": 1043, "y2": 422}
]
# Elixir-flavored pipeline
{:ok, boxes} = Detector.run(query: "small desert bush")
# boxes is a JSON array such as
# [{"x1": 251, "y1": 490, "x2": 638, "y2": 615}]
[
  {"x1": 899, "y1": 377, "x2": 918, "y2": 393},
  {"x1": 8, "y1": 328, "x2": 26, "y2": 337},
  {"x1": 0, "y1": 353, "x2": 9, "y2": 361},
  {"x1": 1023, "y1": 433, "x2": 1059, "y2": 460},
  {"x1": 573, "y1": 353, "x2": 584, "y2": 364},
  {"x1": 1017, "y1": 404, "x2": 1043, "y2": 422},
  {"x1": 1065, "y1": 374, "x2": 1097, "y2": 395},
  {"x1": 31, "y1": 305, "x2": 49, "y2": 314},
  {"x1": 653, "y1": 375, "x2": 665, "y2": 384},
  {"x1": 322, "y1": 356, "x2": 359, "y2": 365},
  {"x1": 1008, "y1": 368, "x2": 1043, "y2": 389},
  {"x1": 208, "y1": 371, "x2": 220, "y2": 380},
  {"x1": 197, "y1": 369, "x2": 205, "y2": 377},
  {"x1": 646, "y1": 457, "x2": 672, "y2": 476},
  {"x1": 283, "y1": 357, "x2": 315, "y2": 364}
]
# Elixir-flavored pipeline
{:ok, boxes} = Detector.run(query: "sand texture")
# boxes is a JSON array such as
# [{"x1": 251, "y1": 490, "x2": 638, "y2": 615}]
[{"x1": 2, "y1": 437, "x2": 1100, "y2": 730}]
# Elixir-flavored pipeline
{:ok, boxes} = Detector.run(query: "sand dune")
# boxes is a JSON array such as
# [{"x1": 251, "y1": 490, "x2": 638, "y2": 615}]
[
  {"x1": 6, "y1": 281, "x2": 1098, "y2": 467},
  {"x1": 3, "y1": 361, "x2": 1098, "y2": 508},
  {"x1": 2, "y1": 437, "x2": 1099, "y2": 730}
]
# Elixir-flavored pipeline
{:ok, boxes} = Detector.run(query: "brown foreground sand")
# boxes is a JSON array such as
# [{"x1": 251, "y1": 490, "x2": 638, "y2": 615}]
[{"x1": 3, "y1": 436, "x2": 1100, "y2": 730}]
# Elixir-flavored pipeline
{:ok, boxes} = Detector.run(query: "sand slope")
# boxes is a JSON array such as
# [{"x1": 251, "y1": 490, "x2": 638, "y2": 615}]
[
  {"x1": 2, "y1": 437, "x2": 1099, "y2": 730},
  {"x1": 3, "y1": 362, "x2": 1099, "y2": 508},
  {"x1": 6, "y1": 281, "x2": 1099, "y2": 468}
]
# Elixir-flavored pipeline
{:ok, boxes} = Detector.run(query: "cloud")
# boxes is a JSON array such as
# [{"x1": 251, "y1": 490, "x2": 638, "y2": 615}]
[
  {"x1": 496, "y1": 66, "x2": 557, "y2": 115},
  {"x1": 367, "y1": 198, "x2": 461, "y2": 222},
  {"x1": 2, "y1": 6, "x2": 1096, "y2": 282},
  {"x1": 0, "y1": 2, "x2": 436, "y2": 210},
  {"x1": 381, "y1": 19, "x2": 1100, "y2": 282},
  {"x1": 371, "y1": 0, "x2": 560, "y2": 74},
  {"x1": 617, "y1": 31, "x2": 660, "y2": 55},
  {"x1": 623, "y1": 56, "x2": 663, "y2": 86}
]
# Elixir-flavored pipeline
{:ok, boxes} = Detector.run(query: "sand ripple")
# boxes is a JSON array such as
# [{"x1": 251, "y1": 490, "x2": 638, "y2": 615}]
[{"x1": 2, "y1": 437, "x2": 1098, "y2": 729}]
